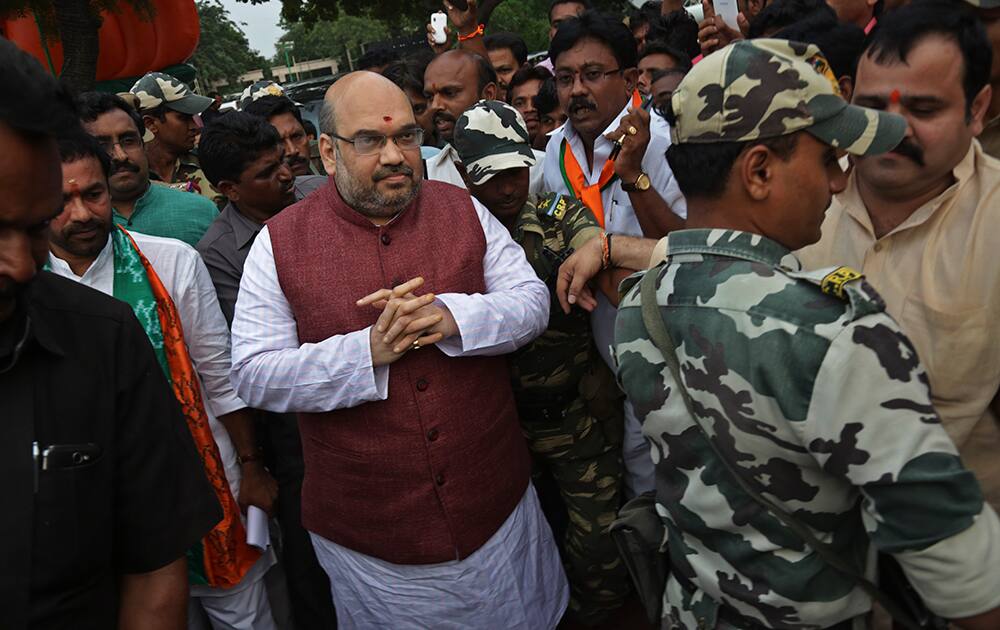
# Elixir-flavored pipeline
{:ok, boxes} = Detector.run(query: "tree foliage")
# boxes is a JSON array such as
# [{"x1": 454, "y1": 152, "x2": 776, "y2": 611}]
[
  {"x1": 273, "y1": 14, "x2": 391, "y2": 66},
  {"x1": 190, "y1": 0, "x2": 267, "y2": 92},
  {"x1": 246, "y1": 0, "x2": 627, "y2": 30}
]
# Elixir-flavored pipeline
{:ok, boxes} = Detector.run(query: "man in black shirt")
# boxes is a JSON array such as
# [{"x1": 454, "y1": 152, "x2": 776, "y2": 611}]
[{"x1": 0, "y1": 38, "x2": 221, "y2": 630}]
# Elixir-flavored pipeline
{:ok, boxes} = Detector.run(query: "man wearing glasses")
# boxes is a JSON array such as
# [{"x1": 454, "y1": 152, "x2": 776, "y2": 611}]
[
  {"x1": 541, "y1": 10, "x2": 687, "y2": 498},
  {"x1": 76, "y1": 92, "x2": 219, "y2": 248},
  {"x1": 229, "y1": 71, "x2": 567, "y2": 629}
]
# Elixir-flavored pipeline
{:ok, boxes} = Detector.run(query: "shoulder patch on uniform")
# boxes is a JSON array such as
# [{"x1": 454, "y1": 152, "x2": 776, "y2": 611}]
[
  {"x1": 544, "y1": 193, "x2": 568, "y2": 220},
  {"x1": 788, "y1": 266, "x2": 886, "y2": 319},
  {"x1": 820, "y1": 266, "x2": 863, "y2": 299}
]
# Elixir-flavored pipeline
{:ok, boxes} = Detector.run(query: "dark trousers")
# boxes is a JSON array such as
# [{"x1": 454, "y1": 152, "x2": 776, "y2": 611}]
[{"x1": 261, "y1": 411, "x2": 338, "y2": 629}]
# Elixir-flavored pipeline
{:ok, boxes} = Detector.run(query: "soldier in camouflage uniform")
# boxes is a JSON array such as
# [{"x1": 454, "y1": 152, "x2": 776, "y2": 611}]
[
  {"x1": 453, "y1": 100, "x2": 632, "y2": 625},
  {"x1": 129, "y1": 72, "x2": 220, "y2": 204},
  {"x1": 557, "y1": 39, "x2": 1000, "y2": 628}
]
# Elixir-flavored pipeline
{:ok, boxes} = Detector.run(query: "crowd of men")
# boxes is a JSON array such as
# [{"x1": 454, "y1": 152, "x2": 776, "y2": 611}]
[{"x1": 4, "y1": 0, "x2": 1000, "y2": 628}]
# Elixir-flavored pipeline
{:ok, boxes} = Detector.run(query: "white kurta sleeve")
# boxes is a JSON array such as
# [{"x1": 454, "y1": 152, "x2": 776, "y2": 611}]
[
  {"x1": 171, "y1": 245, "x2": 247, "y2": 419},
  {"x1": 434, "y1": 198, "x2": 549, "y2": 357},
  {"x1": 229, "y1": 227, "x2": 389, "y2": 413}
]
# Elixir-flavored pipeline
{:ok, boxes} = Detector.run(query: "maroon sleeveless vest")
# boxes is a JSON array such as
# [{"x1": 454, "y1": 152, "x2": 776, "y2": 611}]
[{"x1": 267, "y1": 179, "x2": 531, "y2": 564}]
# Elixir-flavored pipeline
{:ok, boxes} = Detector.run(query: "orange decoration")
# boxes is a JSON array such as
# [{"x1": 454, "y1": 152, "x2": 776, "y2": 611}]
[{"x1": 1, "y1": 0, "x2": 200, "y2": 82}]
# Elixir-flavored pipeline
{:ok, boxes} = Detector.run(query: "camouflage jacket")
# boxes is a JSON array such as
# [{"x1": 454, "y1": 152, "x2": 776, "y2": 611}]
[
  {"x1": 613, "y1": 229, "x2": 998, "y2": 628},
  {"x1": 509, "y1": 192, "x2": 602, "y2": 397},
  {"x1": 150, "y1": 151, "x2": 221, "y2": 206}
]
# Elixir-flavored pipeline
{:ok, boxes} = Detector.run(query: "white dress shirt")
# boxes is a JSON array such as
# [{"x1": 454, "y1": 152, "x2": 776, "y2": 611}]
[
  {"x1": 425, "y1": 143, "x2": 547, "y2": 196},
  {"x1": 48, "y1": 232, "x2": 246, "y2": 499},
  {"x1": 230, "y1": 196, "x2": 549, "y2": 413},
  {"x1": 543, "y1": 103, "x2": 687, "y2": 368}
]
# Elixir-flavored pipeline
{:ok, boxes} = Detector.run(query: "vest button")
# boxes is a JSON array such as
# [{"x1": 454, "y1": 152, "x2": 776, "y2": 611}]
[
  {"x1": 380, "y1": 233, "x2": 391, "y2": 246},
  {"x1": 416, "y1": 378, "x2": 429, "y2": 391},
  {"x1": 427, "y1": 428, "x2": 439, "y2": 442},
  {"x1": 435, "y1": 473, "x2": 445, "y2": 485}
]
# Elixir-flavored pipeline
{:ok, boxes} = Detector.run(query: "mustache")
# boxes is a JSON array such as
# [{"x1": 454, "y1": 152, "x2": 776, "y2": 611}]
[
  {"x1": 568, "y1": 97, "x2": 597, "y2": 114},
  {"x1": 890, "y1": 138, "x2": 925, "y2": 167},
  {"x1": 433, "y1": 111, "x2": 456, "y2": 125},
  {"x1": 65, "y1": 219, "x2": 107, "y2": 237},
  {"x1": 111, "y1": 159, "x2": 139, "y2": 175},
  {"x1": 372, "y1": 164, "x2": 414, "y2": 181},
  {"x1": 285, "y1": 154, "x2": 307, "y2": 166}
]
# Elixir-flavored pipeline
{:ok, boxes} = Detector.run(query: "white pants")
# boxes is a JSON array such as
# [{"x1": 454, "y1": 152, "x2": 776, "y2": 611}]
[
  {"x1": 188, "y1": 554, "x2": 278, "y2": 630},
  {"x1": 310, "y1": 485, "x2": 568, "y2": 630}
]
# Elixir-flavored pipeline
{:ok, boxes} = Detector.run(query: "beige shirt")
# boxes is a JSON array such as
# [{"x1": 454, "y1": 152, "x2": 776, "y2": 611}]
[{"x1": 797, "y1": 141, "x2": 1000, "y2": 508}]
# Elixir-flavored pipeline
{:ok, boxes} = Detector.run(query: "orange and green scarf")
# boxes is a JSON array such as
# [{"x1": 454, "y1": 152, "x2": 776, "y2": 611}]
[
  {"x1": 112, "y1": 226, "x2": 259, "y2": 588},
  {"x1": 558, "y1": 91, "x2": 643, "y2": 228}
]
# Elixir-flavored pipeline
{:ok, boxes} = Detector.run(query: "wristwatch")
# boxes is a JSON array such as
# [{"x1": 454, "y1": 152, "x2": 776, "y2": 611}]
[{"x1": 621, "y1": 172, "x2": 651, "y2": 193}]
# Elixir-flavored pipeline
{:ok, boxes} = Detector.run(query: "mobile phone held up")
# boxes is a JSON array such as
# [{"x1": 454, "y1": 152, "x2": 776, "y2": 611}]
[
  {"x1": 712, "y1": 0, "x2": 740, "y2": 30},
  {"x1": 431, "y1": 12, "x2": 448, "y2": 45}
]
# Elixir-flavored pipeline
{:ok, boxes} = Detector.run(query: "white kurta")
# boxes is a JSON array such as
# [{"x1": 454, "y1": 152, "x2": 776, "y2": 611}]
[
  {"x1": 47, "y1": 232, "x2": 277, "y2": 610},
  {"x1": 229, "y1": 196, "x2": 568, "y2": 628}
]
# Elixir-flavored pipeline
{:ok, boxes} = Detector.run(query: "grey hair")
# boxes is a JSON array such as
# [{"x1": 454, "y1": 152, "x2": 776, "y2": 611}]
[{"x1": 319, "y1": 99, "x2": 336, "y2": 136}]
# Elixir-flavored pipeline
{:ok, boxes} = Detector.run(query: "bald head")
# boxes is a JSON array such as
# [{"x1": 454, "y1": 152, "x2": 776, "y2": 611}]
[
  {"x1": 320, "y1": 71, "x2": 414, "y2": 137},
  {"x1": 424, "y1": 52, "x2": 499, "y2": 144},
  {"x1": 427, "y1": 50, "x2": 498, "y2": 94}
]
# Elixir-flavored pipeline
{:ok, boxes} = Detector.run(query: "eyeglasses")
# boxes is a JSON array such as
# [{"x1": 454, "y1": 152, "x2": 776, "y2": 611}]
[
  {"x1": 331, "y1": 128, "x2": 425, "y2": 155},
  {"x1": 96, "y1": 134, "x2": 143, "y2": 154},
  {"x1": 553, "y1": 67, "x2": 622, "y2": 90}
]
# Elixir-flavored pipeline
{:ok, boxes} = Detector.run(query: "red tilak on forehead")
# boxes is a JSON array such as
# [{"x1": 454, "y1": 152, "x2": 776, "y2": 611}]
[
  {"x1": 890, "y1": 89, "x2": 901, "y2": 104},
  {"x1": 68, "y1": 179, "x2": 80, "y2": 195},
  {"x1": 383, "y1": 116, "x2": 393, "y2": 123}
]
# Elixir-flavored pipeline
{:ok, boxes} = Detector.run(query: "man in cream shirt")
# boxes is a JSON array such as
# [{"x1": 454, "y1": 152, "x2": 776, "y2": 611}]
[{"x1": 797, "y1": 3, "x2": 1000, "y2": 507}]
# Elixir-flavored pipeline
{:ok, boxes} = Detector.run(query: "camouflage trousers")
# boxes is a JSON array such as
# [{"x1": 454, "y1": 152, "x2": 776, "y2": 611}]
[{"x1": 516, "y1": 368, "x2": 632, "y2": 625}]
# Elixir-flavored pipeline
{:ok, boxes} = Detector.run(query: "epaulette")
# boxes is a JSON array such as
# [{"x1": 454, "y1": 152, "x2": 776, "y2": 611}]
[
  {"x1": 786, "y1": 266, "x2": 886, "y2": 319},
  {"x1": 537, "y1": 192, "x2": 570, "y2": 221}
]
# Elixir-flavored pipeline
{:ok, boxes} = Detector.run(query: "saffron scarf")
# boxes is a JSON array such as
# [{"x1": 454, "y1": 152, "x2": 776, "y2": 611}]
[
  {"x1": 558, "y1": 91, "x2": 643, "y2": 228},
  {"x1": 112, "y1": 226, "x2": 259, "y2": 588}
]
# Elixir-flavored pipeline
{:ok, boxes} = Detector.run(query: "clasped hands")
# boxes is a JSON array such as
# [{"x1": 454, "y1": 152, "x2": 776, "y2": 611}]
[{"x1": 357, "y1": 277, "x2": 459, "y2": 367}]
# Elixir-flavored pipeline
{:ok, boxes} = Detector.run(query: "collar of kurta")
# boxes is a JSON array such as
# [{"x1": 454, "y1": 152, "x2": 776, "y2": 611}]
[
  {"x1": 840, "y1": 140, "x2": 979, "y2": 238},
  {"x1": 662, "y1": 228, "x2": 803, "y2": 271},
  {"x1": 112, "y1": 181, "x2": 155, "y2": 223}
]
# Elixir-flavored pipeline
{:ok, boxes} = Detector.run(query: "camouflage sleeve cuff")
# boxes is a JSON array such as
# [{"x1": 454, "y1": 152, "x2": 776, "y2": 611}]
[
  {"x1": 893, "y1": 506, "x2": 1000, "y2": 618},
  {"x1": 648, "y1": 237, "x2": 669, "y2": 269},
  {"x1": 568, "y1": 225, "x2": 602, "y2": 253}
]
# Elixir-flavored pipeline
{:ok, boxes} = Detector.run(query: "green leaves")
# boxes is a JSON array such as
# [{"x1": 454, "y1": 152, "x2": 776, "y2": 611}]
[{"x1": 190, "y1": 0, "x2": 267, "y2": 92}]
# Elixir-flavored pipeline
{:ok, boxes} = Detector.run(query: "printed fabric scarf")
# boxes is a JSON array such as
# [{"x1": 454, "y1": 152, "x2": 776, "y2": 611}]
[
  {"x1": 112, "y1": 226, "x2": 259, "y2": 588},
  {"x1": 558, "y1": 90, "x2": 643, "y2": 228}
]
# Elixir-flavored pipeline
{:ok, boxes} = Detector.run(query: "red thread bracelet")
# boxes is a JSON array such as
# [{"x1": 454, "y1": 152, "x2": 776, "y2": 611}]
[{"x1": 458, "y1": 24, "x2": 485, "y2": 41}]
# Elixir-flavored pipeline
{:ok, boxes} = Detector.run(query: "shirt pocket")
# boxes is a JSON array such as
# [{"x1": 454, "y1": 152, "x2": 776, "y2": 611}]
[{"x1": 898, "y1": 295, "x2": 993, "y2": 415}]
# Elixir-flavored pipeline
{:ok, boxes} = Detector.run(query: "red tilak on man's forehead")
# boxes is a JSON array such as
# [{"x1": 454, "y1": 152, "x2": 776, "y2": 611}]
[
  {"x1": 890, "y1": 89, "x2": 901, "y2": 104},
  {"x1": 383, "y1": 116, "x2": 393, "y2": 123}
]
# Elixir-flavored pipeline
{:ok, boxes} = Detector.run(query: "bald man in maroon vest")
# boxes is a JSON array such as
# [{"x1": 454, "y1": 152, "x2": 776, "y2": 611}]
[{"x1": 230, "y1": 73, "x2": 569, "y2": 628}]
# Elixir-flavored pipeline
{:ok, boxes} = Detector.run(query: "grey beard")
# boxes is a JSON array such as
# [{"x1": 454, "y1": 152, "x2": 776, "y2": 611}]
[{"x1": 335, "y1": 166, "x2": 421, "y2": 219}]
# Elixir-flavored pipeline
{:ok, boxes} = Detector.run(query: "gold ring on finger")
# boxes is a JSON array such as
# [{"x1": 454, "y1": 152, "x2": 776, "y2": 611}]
[
  {"x1": 628, "y1": 126, "x2": 638, "y2": 136},
  {"x1": 411, "y1": 339, "x2": 421, "y2": 350}
]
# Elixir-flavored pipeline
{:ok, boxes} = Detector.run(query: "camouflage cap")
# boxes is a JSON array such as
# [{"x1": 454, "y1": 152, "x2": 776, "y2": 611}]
[
  {"x1": 238, "y1": 80, "x2": 287, "y2": 110},
  {"x1": 670, "y1": 39, "x2": 906, "y2": 156},
  {"x1": 130, "y1": 72, "x2": 213, "y2": 115},
  {"x1": 453, "y1": 100, "x2": 537, "y2": 185}
]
